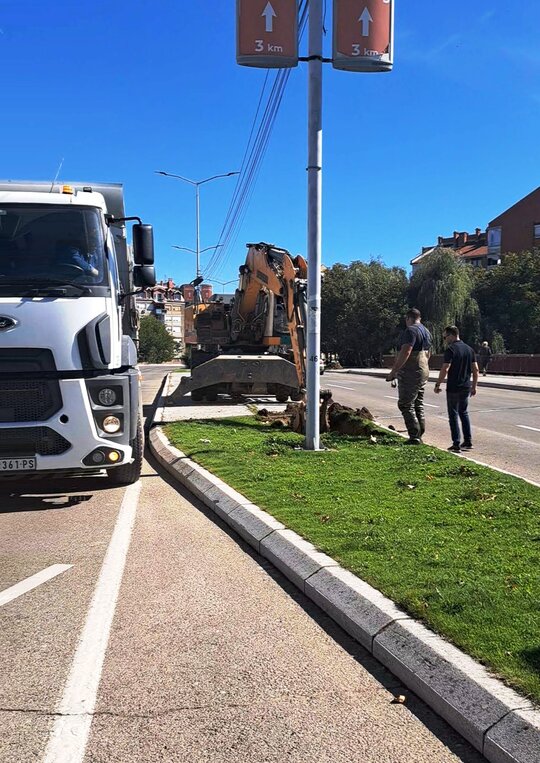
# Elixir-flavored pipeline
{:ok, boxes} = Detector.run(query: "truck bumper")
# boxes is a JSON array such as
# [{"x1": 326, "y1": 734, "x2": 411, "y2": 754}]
[{"x1": 0, "y1": 375, "x2": 136, "y2": 477}]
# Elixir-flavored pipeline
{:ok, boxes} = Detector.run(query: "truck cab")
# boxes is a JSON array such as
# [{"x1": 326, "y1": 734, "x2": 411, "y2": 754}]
[{"x1": 0, "y1": 180, "x2": 155, "y2": 484}]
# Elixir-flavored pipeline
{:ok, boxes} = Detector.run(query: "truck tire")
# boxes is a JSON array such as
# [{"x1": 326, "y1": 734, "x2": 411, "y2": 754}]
[
  {"x1": 107, "y1": 417, "x2": 143, "y2": 486},
  {"x1": 191, "y1": 388, "x2": 204, "y2": 402}
]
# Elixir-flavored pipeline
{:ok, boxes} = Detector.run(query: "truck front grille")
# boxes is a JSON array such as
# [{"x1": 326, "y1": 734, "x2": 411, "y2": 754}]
[
  {"x1": 0, "y1": 427, "x2": 71, "y2": 456},
  {"x1": 0, "y1": 380, "x2": 62, "y2": 422},
  {"x1": 0, "y1": 349, "x2": 62, "y2": 422}
]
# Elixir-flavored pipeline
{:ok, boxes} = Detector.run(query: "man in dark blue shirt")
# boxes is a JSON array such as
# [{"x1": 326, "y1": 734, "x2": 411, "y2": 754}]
[
  {"x1": 386, "y1": 308, "x2": 432, "y2": 444},
  {"x1": 434, "y1": 326, "x2": 479, "y2": 452}
]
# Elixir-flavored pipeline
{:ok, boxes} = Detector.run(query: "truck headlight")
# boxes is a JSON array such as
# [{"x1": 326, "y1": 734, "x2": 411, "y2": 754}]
[
  {"x1": 98, "y1": 388, "x2": 117, "y2": 406},
  {"x1": 102, "y1": 415, "x2": 121, "y2": 434}
]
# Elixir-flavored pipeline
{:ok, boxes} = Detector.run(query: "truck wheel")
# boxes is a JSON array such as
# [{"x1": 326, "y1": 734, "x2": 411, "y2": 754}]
[
  {"x1": 107, "y1": 417, "x2": 143, "y2": 486},
  {"x1": 191, "y1": 388, "x2": 204, "y2": 402},
  {"x1": 290, "y1": 390, "x2": 304, "y2": 402}
]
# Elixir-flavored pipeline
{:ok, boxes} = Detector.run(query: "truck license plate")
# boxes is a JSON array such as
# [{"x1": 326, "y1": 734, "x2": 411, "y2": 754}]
[{"x1": 0, "y1": 457, "x2": 37, "y2": 472}]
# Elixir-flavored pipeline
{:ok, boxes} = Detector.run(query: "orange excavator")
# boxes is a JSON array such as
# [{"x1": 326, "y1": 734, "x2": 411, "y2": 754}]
[{"x1": 171, "y1": 242, "x2": 308, "y2": 403}]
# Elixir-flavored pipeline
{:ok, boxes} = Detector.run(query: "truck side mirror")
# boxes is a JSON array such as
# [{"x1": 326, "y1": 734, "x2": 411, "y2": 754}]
[
  {"x1": 134, "y1": 265, "x2": 156, "y2": 287},
  {"x1": 133, "y1": 224, "x2": 154, "y2": 266}
]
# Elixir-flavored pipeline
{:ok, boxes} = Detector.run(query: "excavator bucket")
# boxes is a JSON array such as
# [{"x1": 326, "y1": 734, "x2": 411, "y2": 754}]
[{"x1": 167, "y1": 354, "x2": 302, "y2": 404}]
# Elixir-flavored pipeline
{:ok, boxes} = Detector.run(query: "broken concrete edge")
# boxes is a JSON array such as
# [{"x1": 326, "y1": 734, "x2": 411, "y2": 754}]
[
  {"x1": 344, "y1": 369, "x2": 540, "y2": 394},
  {"x1": 148, "y1": 421, "x2": 540, "y2": 763}
]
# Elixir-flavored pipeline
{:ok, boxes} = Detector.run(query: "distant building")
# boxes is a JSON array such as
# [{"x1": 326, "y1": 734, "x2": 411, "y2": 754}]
[
  {"x1": 411, "y1": 228, "x2": 492, "y2": 272},
  {"x1": 411, "y1": 186, "x2": 540, "y2": 272},
  {"x1": 487, "y1": 186, "x2": 540, "y2": 259},
  {"x1": 135, "y1": 279, "x2": 185, "y2": 355}
]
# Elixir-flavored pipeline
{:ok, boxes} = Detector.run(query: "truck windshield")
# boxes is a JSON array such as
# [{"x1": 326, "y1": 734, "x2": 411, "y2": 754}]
[{"x1": 0, "y1": 204, "x2": 108, "y2": 292}]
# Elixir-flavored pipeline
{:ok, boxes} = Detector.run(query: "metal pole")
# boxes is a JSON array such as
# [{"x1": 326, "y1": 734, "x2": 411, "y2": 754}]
[
  {"x1": 305, "y1": 0, "x2": 323, "y2": 451},
  {"x1": 195, "y1": 183, "x2": 201, "y2": 279}
]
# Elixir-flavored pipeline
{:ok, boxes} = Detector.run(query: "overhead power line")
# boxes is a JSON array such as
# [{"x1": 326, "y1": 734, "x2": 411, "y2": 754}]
[{"x1": 204, "y1": 0, "x2": 309, "y2": 280}]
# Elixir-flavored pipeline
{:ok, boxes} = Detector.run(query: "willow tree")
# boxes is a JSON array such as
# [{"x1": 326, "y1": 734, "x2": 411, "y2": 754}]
[{"x1": 408, "y1": 248, "x2": 479, "y2": 351}]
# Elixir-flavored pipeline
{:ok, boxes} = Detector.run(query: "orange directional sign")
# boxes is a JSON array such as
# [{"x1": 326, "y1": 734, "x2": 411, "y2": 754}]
[
  {"x1": 333, "y1": 0, "x2": 394, "y2": 72},
  {"x1": 237, "y1": 0, "x2": 298, "y2": 68}
]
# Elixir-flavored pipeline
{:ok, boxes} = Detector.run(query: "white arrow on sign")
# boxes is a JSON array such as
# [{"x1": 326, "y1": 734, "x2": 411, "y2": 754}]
[
  {"x1": 262, "y1": 2, "x2": 277, "y2": 33},
  {"x1": 359, "y1": 7, "x2": 373, "y2": 37}
]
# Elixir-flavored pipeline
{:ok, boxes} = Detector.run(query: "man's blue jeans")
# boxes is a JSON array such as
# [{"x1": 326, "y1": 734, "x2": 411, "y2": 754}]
[{"x1": 446, "y1": 389, "x2": 472, "y2": 445}]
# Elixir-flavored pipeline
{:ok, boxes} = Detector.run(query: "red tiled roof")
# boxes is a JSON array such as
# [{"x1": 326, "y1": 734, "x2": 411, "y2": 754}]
[{"x1": 459, "y1": 245, "x2": 488, "y2": 258}]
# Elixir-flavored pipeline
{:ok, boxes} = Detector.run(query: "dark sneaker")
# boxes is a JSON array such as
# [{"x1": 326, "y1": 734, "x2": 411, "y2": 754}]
[
  {"x1": 447, "y1": 444, "x2": 461, "y2": 453},
  {"x1": 404, "y1": 438, "x2": 422, "y2": 445},
  {"x1": 461, "y1": 441, "x2": 473, "y2": 450}
]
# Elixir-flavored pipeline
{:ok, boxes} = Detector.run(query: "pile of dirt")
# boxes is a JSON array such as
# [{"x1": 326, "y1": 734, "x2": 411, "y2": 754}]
[{"x1": 257, "y1": 395, "x2": 375, "y2": 436}]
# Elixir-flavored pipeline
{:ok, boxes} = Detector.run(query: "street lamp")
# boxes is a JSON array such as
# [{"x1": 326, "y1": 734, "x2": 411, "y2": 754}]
[
  {"x1": 171, "y1": 245, "x2": 224, "y2": 311},
  {"x1": 206, "y1": 278, "x2": 238, "y2": 297},
  {"x1": 172, "y1": 244, "x2": 223, "y2": 278},
  {"x1": 156, "y1": 170, "x2": 239, "y2": 279}
]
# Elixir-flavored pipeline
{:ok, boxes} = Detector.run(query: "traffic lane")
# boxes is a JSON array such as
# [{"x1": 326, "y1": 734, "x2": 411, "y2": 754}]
[
  {"x1": 139, "y1": 363, "x2": 182, "y2": 383},
  {"x1": 0, "y1": 481, "x2": 126, "y2": 762},
  {"x1": 324, "y1": 372, "x2": 540, "y2": 483},
  {"x1": 85, "y1": 456, "x2": 482, "y2": 763},
  {"x1": 0, "y1": 360, "x2": 163, "y2": 595},
  {"x1": 0, "y1": 370, "x2": 165, "y2": 761},
  {"x1": 324, "y1": 372, "x2": 540, "y2": 427},
  {"x1": 0, "y1": 477, "x2": 120, "y2": 591}
]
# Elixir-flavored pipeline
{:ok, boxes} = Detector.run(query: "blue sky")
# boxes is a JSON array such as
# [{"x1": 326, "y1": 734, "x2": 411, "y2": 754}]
[{"x1": 1, "y1": 1, "x2": 540, "y2": 287}]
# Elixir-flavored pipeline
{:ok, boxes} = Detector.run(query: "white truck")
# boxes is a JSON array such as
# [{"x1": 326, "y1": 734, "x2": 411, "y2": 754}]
[{"x1": 0, "y1": 180, "x2": 155, "y2": 484}]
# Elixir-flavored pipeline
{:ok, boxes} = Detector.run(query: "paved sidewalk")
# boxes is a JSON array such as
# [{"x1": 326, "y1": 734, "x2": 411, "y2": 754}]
[{"x1": 336, "y1": 368, "x2": 540, "y2": 393}]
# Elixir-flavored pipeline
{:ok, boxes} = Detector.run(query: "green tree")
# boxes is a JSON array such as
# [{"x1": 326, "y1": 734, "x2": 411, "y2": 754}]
[
  {"x1": 408, "y1": 248, "x2": 479, "y2": 351},
  {"x1": 138, "y1": 315, "x2": 176, "y2": 363},
  {"x1": 474, "y1": 250, "x2": 540, "y2": 353},
  {"x1": 321, "y1": 260, "x2": 408, "y2": 366}
]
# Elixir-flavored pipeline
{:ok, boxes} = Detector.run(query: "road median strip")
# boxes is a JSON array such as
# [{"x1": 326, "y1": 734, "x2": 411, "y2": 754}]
[{"x1": 149, "y1": 389, "x2": 540, "y2": 763}]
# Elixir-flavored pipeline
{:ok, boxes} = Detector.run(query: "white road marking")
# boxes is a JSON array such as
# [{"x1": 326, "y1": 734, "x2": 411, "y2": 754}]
[
  {"x1": 325, "y1": 376, "x2": 366, "y2": 385},
  {"x1": 473, "y1": 407, "x2": 539, "y2": 414},
  {"x1": 42, "y1": 481, "x2": 141, "y2": 763},
  {"x1": 516, "y1": 425, "x2": 540, "y2": 433},
  {"x1": 329, "y1": 383, "x2": 358, "y2": 391},
  {"x1": 0, "y1": 565, "x2": 72, "y2": 608},
  {"x1": 423, "y1": 403, "x2": 440, "y2": 408},
  {"x1": 384, "y1": 395, "x2": 398, "y2": 400}
]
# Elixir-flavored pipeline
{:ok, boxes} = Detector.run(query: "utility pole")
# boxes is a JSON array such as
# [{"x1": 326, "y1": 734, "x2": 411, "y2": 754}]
[
  {"x1": 195, "y1": 185, "x2": 201, "y2": 277},
  {"x1": 236, "y1": 0, "x2": 394, "y2": 451},
  {"x1": 305, "y1": 0, "x2": 323, "y2": 451}
]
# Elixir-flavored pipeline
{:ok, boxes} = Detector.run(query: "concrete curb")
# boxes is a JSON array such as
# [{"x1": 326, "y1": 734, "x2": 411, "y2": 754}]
[
  {"x1": 149, "y1": 387, "x2": 540, "y2": 763},
  {"x1": 342, "y1": 369, "x2": 540, "y2": 394}
]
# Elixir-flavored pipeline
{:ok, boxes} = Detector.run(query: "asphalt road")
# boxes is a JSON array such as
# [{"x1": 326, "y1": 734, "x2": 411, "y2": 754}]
[
  {"x1": 324, "y1": 371, "x2": 540, "y2": 484},
  {"x1": 0, "y1": 364, "x2": 484, "y2": 763}
]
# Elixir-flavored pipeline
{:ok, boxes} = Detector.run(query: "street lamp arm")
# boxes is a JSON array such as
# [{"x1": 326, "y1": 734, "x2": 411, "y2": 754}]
[
  {"x1": 172, "y1": 245, "x2": 196, "y2": 253},
  {"x1": 200, "y1": 245, "x2": 223, "y2": 254},
  {"x1": 157, "y1": 170, "x2": 239, "y2": 187},
  {"x1": 198, "y1": 171, "x2": 240, "y2": 186},
  {"x1": 156, "y1": 171, "x2": 196, "y2": 185},
  {"x1": 205, "y1": 278, "x2": 237, "y2": 286},
  {"x1": 172, "y1": 244, "x2": 222, "y2": 254}
]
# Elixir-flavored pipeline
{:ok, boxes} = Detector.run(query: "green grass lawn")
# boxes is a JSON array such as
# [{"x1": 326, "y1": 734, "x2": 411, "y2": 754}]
[{"x1": 165, "y1": 417, "x2": 540, "y2": 704}]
